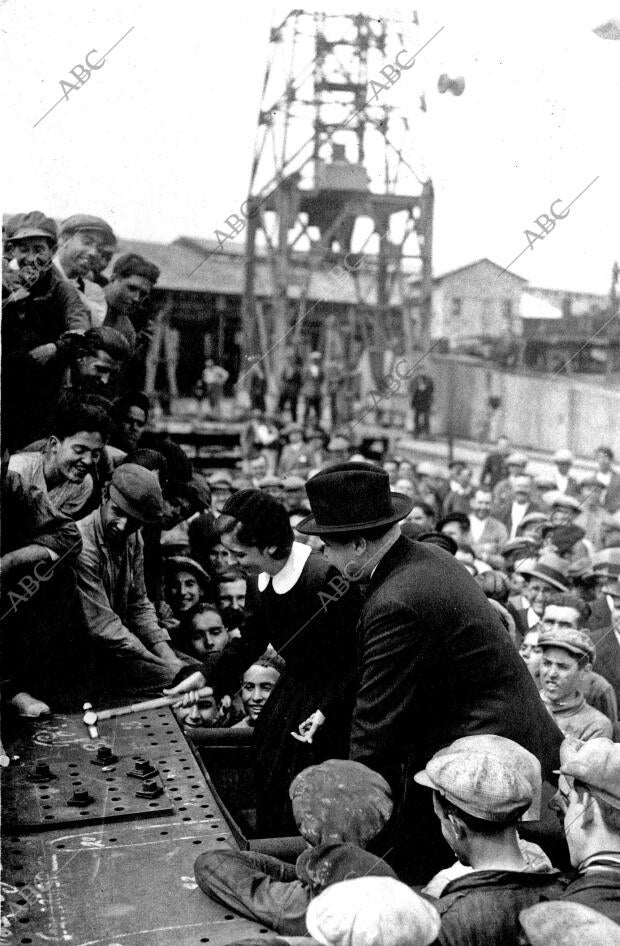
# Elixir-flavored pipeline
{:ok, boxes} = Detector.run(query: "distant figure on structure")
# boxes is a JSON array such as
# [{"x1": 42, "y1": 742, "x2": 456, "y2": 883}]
[
  {"x1": 247, "y1": 362, "x2": 267, "y2": 413},
  {"x1": 409, "y1": 374, "x2": 434, "y2": 436},
  {"x1": 302, "y1": 351, "x2": 324, "y2": 426},
  {"x1": 278, "y1": 350, "x2": 303, "y2": 422},
  {"x1": 201, "y1": 358, "x2": 229, "y2": 418}
]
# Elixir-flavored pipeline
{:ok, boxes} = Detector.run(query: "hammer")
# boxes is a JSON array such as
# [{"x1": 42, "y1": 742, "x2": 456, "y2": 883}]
[{"x1": 82, "y1": 688, "x2": 213, "y2": 739}]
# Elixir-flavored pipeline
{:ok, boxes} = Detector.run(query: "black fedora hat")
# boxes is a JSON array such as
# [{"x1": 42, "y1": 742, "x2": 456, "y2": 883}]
[{"x1": 296, "y1": 461, "x2": 413, "y2": 535}]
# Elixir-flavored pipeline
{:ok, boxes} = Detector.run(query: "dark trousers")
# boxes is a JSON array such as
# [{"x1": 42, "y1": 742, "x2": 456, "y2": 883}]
[
  {"x1": 414, "y1": 407, "x2": 431, "y2": 435},
  {"x1": 277, "y1": 393, "x2": 298, "y2": 421},
  {"x1": 305, "y1": 395, "x2": 322, "y2": 424}
]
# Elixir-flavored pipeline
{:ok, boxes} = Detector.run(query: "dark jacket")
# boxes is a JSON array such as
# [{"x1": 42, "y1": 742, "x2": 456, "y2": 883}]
[
  {"x1": 590, "y1": 625, "x2": 620, "y2": 706},
  {"x1": 436, "y1": 868, "x2": 564, "y2": 946},
  {"x1": 1, "y1": 268, "x2": 89, "y2": 448},
  {"x1": 350, "y1": 536, "x2": 563, "y2": 882},
  {"x1": 481, "y1": 451, "x2": 509, "y2": 489},
  {"x1": 601, "y1": 471, "x2": 620, "y2": 514},
  {"x1": 560, "y1": 863, "x2": 620, "y2": 924}
]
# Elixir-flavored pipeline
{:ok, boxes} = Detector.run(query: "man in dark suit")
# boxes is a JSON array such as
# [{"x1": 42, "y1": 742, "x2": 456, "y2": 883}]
[
  {"x1": 298, "y1": 462, "x2": 563, "y2": 884},
  {"x1": 481, "y1": 434, "x2": 511, "y2": 489},
  {"x1": 496, "y1": 474, "x2": 545, "y2": 539}
]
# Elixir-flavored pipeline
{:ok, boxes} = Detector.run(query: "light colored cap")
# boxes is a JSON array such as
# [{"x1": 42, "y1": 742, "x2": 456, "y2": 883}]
[
  {"x1": 433, "y1": 734, "x2": 542, "y2": 820},
  {"x1": 515, "y1": 552, "x2": 570, "y2": 591},
  {"x1": 306, "y1": 877, "x2": 441, "y2": 946},
  {"x1": 507, "y1": 451, "x2": 528, "y2": 466},
  {"x1": 538, "y1": 628, "x2": 596, "y2": 663},
  {"x1": 553, "y1": 448, "x2": 573, "y2": 463},
  {"x1": 209, "y1": 469, "x2": 234, "y2": 489},
  {"x1": 416, "y1": 461, "x2": 440, "y2": 477},
  {"x1": 542, "y1": 490, "x2": 581, "y2": 512},
  {"x1": 414, "y1": 736, "x2": 533, "y2": 821},
  {"x1": 519, "y1": 901, "x2": 620, "y2": 946},
  {"x1": 559, "y1": 736, "x2": 620, "y2": 809},
  {"x1": 591, "y1": 547, "x2": 620, "y2": 579}
]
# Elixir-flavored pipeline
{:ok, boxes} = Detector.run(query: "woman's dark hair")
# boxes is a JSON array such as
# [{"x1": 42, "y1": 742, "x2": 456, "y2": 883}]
[
  {"x1": 217, "y1": 514, "x2": 293, "y2": 560},
  {"x1": 51, "y1": 392, "x2": 112, "y2": 441}
]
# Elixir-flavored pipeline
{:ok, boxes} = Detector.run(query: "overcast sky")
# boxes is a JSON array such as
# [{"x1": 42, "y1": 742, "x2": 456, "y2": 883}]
[{"x1": 2, "y1": 0, "x2": 619, "y2": 293}]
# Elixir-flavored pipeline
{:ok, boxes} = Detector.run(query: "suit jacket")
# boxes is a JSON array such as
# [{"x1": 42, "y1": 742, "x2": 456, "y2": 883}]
[
  {"x1": 481, "y1": 452, "x2": 509, "y2": 489},
  {"x1": 496, "y1": 500, "x2": 544, "y2": 536},
  {"x1": 590, "y1": 625, "x2": 620, "y2": 705},
  {"x1": 469, "y1": 515, "x2": 509, "y2": 555},
  {"x1": 350, "y1": 536, "x2": 562, "y2": 880},
  {"x1": 601, "y1": 471, "x2": 620, "y2": 514}
]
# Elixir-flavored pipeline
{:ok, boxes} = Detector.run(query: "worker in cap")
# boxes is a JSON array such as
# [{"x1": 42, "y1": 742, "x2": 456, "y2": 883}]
[
  {"x1": 552, "y1": 448, "x2": 579, "y2": 497},
  {"x1": 75, "y1": 463, "x2": 200, "y2": 691},
  {"x1": 208, "y1": 469, "x2": 235, "y2": 515},
  {"x1": 306, "y1": 877, "x2": 441, "y2": 946},
  {"x1": 278, "y1": 423, "x2": 310, "y2": 477},
  {"x1": 551, "y1": 737, "x2": 620, "y2": 923},
  {"x1": 491, "y1": 451, "x2": 530, "y2": 510},
  {"x1": 538, "y1": 626, "x2": 613, "y2": 741},
  {"x1": 55, "y1": 214, "x2": 116, "y2": 328},
  {"x1": 2, "y1": 212, "x2": 94, "y2": 449},
  {"x1": 194, "y1": 761, "x2": 396, "y2": 937},
  {"x1": 519, "y1": 901, "x2": 620, "y2": 946},
  {"x1": 543, "y1": 489, "x2": 582, "y2": 525},
  {"x1": 414, "y1": 735, "x2": 563, "y2": 943}
]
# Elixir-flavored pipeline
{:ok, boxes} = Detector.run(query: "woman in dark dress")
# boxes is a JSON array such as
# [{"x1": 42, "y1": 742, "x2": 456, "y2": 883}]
[{"x1": 211, "y1": 489, "x2": 362, "y2": 836}]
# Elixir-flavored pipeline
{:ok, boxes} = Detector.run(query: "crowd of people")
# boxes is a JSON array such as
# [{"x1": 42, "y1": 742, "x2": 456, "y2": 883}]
[{"x1": 1, "y1": 209, "x2": 619, "y2": 944}]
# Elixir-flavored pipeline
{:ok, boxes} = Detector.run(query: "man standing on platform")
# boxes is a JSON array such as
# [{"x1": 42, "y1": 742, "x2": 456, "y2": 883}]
[{"x1": 297, "y1": 462, "x2": 563, "y2": 884}]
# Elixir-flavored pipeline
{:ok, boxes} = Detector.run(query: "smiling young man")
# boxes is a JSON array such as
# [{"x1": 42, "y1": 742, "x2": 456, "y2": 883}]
[
  {"x1": 2, "y1": 211, "x2": 91, "y2": 449},
  {"x1": 9, "y1": 394, "x2": 111, "y2": 520},
  {"x1": 54, "y1": 214, "x2": 116, "y2": 328},
  {"x1": 103, "y1": 253, "x2": 160, "y2": 349}
]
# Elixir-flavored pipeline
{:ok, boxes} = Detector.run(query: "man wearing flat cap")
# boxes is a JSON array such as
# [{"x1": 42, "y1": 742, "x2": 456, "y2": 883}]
[
  {"x1": 538, "y1": 626, "x2": 612, "y2": 741},
  {"x1": 414, "y1": 735, "x2": 563, "y2": 943},
  {"x1": 55, "y1": 214, "x2": 117, "y2": 328},
  {"x1": 2, "y1": 211, "x2": 91, "y2": 449},
  {"x1": 298, "y1": 462, "x2": 563, "y2": 883},
  {"x1": 75, "y1": 463, "x2": 199, "y2": 692},
  {"x1": 553, "y1": 736, "x2": 620, "y2": 923}
]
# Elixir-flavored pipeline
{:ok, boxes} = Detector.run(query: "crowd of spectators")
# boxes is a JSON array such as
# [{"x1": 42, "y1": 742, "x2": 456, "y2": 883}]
[{"x1": 1, "y1": 209, "x2": 619, "y2": 943}]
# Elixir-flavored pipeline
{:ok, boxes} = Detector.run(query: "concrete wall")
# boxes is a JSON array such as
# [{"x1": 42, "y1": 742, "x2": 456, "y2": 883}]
[{"x1": 429, "y1": 356, "x2": 619, "y2": 456}]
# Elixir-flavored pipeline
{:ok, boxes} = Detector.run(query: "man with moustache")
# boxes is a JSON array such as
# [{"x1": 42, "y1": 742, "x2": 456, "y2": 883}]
[{"x1": 297, "y1": 462, "x2": 563, "y2": 884}]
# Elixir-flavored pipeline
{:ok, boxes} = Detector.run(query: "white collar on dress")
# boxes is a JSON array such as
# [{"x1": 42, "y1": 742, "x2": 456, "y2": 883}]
[{"x1": 257, "y1": 541, "x2": 312, "y2": 594}]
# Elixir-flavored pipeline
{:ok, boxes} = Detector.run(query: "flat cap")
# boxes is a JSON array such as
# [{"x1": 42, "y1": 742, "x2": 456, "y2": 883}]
[
  {"x1": 306, "y1": 877, "x2": 441, "y2": 946},
  {"x1": 507, "y1": 451, "x2": 528, "y2": 466},
  {"x1": 591, "y1": 547, "x2": 620, "y2": 579},
  {"x1": 6, "y1": 210, "x2": 57, "y2": 243},
  {"x1": 542, "y1": 490, "x2": 581, "y2": 512},
  {"x1": 559, "y1": 736, "x2": 620, "y2": 809},
  {"x1": 327, "y1": 435, "x2": 351, "y2": 452},
  {"x1": 60, "y1": 214, "x2": 116, "y2": 246},
  {"x1": 502, "y1": 537, "x2": 538, "y2": 557},
  {"x1": 534, "y1": 474, "x2": 556, "y2": 490},
  {"x1": 109, "y1": 463, "x2": 163, "y2": 524},
  {"x1": 437, "y1": 512, "x2": 470, "y2": 532},
  {"x1": 519, "y1": 900, "x2": 620, "y2": 946},
  {"x1": 289, "y1": 760, "x2": 393, "y2": 847},
  {"x1": 553, "y1": 448, "x2": 573, "y2": 463},
  {"x1": 538, "y1": 627, "x2": 596, "y2": 663},
  {"x1": 258, "y1": 475, "x2": 283, "y2": 489},
  {"x1": 165, "y1": 555, "x2": 211, "y2": 591},
  {"x1": 414, "y1": 736, "x2": 533, "y2": 821},
  {"x1": 519, "y1": 512, "x2": 551, "y2": 529},
  {"x1": 416, "y1": 460, "x2": 441, "y2": 477},
  {"x1": 281, "y1": 475, "x2": 306, "y2": 491}
]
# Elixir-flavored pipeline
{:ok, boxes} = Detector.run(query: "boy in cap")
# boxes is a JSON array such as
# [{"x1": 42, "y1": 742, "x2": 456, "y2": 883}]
[
  {"x1": 194, "y1": 760, "x2": 397, "y2": 935},
  {"x1": 539, "y1": 625, "x2": 613, "y2": 740},
  {"x1": 75, "y1": 463, "x2": 200, "y2": 692},
  {"x1": 414, "y1": 735, "x2": 563, "y2": 944},
  {"x1": 54, "y1": 214, "x2": 117, "y2": 327},
  {"x1": 553, "y1": 736, "x2": 620, "y2": 922},
  {"x1": 2, "y1": 211, "x2": 91, "y2": 449}
]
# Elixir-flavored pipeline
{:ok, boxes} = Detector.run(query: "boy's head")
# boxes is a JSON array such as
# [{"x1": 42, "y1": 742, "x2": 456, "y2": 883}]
[
  {"x1": 6, "y1": 211, "x2": 57, "y2": 286},
  {"x1": 46, "y1": 394, "x2": 112, "y2": 484},
  {"x1": 240, "y1": 656, "x2": 283, "y2": 722},
  {"x1": 539, "y1": 628, "x2": 596, "y2": 705},
  {"x1": 188, "y1": 604, "x2": 231, "y2": 658},
  {"x1": 216, "y1": 570, "x2": 247, "y2": 611},
  {"x1": 174, "y1": 693, "x2": 219, "y2": 729},
  {"x1": 289, "y1": 760, "x2": 393, "y2": 847},
  {"x1": 415, "y1": 735, "x2": 534, "y2": 864}
]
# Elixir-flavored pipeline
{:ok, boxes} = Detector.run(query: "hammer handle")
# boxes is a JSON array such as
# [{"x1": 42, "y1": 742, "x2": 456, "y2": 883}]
[{"x1": 95, "y1": 687, "x2": 213, "y2": 721}]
